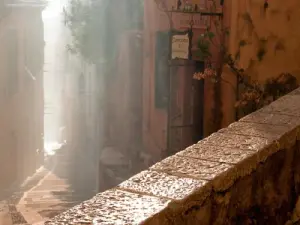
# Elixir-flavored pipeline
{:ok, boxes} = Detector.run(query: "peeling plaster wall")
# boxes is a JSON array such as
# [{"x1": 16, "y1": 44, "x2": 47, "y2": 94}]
[
  {"x1": 222, "y1": 0, "x2": 300, "y2": 127},
  {"x1": 229, "y1": 0, "x2": 300, "y2": 80}
]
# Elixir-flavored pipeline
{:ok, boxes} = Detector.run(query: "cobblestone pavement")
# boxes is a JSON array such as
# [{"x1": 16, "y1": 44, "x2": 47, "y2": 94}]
[{"x1": 0, "y1": 146, "x2": 97, "y2": 225}]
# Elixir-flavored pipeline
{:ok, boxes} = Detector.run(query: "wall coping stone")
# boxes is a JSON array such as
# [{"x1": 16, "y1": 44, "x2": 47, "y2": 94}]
[{"x1": 46, "y1": 88, "x2": 300, "y2": 225}]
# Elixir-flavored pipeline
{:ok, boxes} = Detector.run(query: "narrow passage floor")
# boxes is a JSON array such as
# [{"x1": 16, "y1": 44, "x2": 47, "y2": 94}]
[{"x1": 0, "y1": 145, "x2": 96, "y2": 225}]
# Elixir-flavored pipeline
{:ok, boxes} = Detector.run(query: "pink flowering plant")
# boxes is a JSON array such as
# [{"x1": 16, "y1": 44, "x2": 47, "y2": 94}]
[{"x1": 193, "y1": 68, "x2": 217, "y2": 80}]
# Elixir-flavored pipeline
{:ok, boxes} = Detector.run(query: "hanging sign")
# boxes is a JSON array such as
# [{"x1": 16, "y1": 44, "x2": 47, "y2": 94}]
[{"x1": 171, "y1": 30, "x2": 192, "y2": 60}]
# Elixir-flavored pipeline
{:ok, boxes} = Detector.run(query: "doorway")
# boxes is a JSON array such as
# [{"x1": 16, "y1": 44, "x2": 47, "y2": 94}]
[{"x1": 168, "y1": 61, "x2": 204, "y2": 155}]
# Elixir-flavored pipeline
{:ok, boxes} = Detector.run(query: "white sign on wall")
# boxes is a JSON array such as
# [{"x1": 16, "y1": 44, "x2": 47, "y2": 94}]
[{"x1": 171, "y1": 33, "x2": 190, "y2": 60}]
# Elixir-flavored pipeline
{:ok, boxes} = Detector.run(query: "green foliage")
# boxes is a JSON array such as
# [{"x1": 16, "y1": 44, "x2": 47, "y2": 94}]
[
  {"x1": 196, "y1": 35, "x2": 212, "y2": 60},
  {"x1": 205, "y1": 31, "x2": 215, "y2": 40},
  {"x1": 64, "y1": 0, "x2": 144, "y2": 65}
]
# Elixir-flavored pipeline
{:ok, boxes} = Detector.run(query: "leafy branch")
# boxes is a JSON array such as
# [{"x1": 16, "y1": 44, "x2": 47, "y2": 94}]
[{"x1": 64, "y1": 0, "x2": 144, "y2": 65}]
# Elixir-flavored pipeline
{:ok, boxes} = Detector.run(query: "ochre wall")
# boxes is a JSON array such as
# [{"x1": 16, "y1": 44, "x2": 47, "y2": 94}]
[
  {"x1": 221, "y1": 0, "x2": 300, "y2": 128},
  {"x1": 232, "y1": 0, "x2": 300, "y2": 82}
]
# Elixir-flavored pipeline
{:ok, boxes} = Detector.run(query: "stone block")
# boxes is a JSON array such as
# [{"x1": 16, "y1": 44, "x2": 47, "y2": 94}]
[
  {"x1": 45, "y1": 189, "x2": 171, "y2": 225},
  {"x1": 259, "y1": 95, "x2": 300, "y2": 117},
  {"x1": 240, "y1": 111, "x2": 300, "y2": 129},
  {"x1": 199, "y1": 131, "x2": 279, "y2": 164},
  {"x1": 118, "y1": 170, "x2": 208, "y2": 200},
  {"x1": 222, "y1": 121, "x2": 291, "y2": 140},
  {"x1": 199, "y1": 131, "x2": 272, "y2": 152},
  {"x1": 150, "y1": 155, "x2": 232, "y2": 181},
  {"x1": 176, "y1": 144, "x2": 255, "y2": 164},
  {"x1": 45, "y1": 88, "x2": 300, "y2": 225},
  {"x1": 288, "y1": 88, "x2": 300, "y2": 95},
  {"x1": 176, "y1": 143, "x2": 258, "y2": 191}
]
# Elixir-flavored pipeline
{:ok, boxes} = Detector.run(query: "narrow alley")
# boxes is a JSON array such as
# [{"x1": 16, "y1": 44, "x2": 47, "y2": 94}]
[
  {"x1": 2, "y1": 0, "x2": 300, "y2": 224},
  {"x1": 1, "y1": 0, "x2": 97, "y2": 223},
  {"x1": 0, "y1": 144, "x2": 96, "y2": 225}
]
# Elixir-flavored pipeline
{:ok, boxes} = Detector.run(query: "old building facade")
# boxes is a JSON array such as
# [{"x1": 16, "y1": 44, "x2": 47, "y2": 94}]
[
  {"x1": 0, "y1": 0, "x2": 44, "y2": 190},
  {"x1": 142, "y1": 0, "x2": 212, "y2": 160},
  {"x1": 221, "y1": 0, "x2": 300, "y2": 127},
  {"x1": 142, "y1": 0, "x2": 300, "y2": 161},
  {"x1": 63, "y1": 0, "x2": 300, "y2": 192}
]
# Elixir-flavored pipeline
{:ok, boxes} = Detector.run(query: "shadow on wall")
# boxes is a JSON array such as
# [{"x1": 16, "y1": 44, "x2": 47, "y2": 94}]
[{"x1": 233, "y1": 0, "x2": 300, "y2": 82}]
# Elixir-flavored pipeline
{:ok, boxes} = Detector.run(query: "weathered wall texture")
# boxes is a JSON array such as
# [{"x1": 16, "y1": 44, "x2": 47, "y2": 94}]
[
  {"x1": 143, "y1": 0, "x2": 211, "y2": 158},
  {"x1": 0, "y1": 5, "x2": 44, "y2": 190},
  {"x1": 222, "y1": 0, "x2": 300, "y2": 127},
  {"x1": 231, "y1": 0, "x2": 300, "y2": 81},
  {"x1": 46, "y1": 88, "x2": 300, "y2": 225}
]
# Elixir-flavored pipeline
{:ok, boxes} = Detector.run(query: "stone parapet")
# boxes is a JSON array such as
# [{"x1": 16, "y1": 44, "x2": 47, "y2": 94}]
[{"x1": 46, "y1": 88, "x2": 300, "y2": 224}]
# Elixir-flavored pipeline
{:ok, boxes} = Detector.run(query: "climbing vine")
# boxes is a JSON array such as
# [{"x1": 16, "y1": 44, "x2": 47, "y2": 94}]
[
  {"x1": 193, "y1": 0, "x2": 228, "y2": 134},
  {"x1": 194, "y1": 1, "x2": 298, "y2": 129}
]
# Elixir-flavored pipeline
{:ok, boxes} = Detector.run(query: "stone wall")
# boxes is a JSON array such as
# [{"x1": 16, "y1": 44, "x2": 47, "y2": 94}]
[{"x1": 46, "y1": 88, "x2": 300, "y2": 224}]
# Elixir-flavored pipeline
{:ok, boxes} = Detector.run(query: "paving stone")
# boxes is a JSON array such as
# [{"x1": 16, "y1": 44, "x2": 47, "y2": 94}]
[
  {"x1": 118, "y1": 170, "x2": 207, "y2": 200},
  {"x1": 14, "y1": 145, "x2": 96, "y2": 224},
  {"x1": 0, "y1": 201, "x2": 13, "y2": 225}
]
